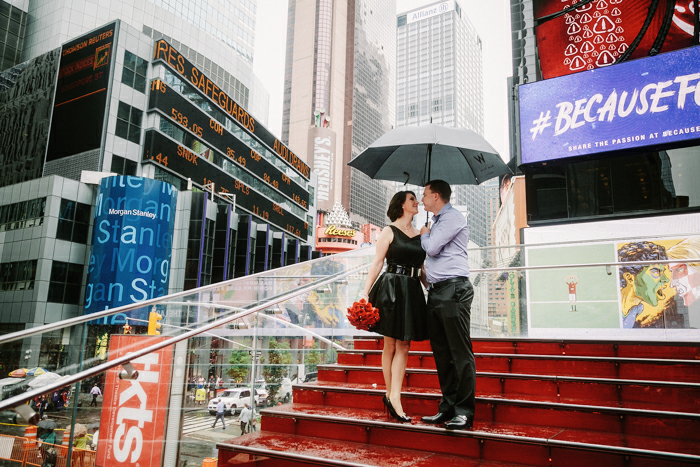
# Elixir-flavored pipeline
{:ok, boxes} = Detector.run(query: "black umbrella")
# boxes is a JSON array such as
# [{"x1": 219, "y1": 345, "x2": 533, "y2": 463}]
[
  {"x1": 37, "y1": 419, "x2": 57, "y2": 431},
  {"x1": 348, "y1": 124, "x2": 510, "y2": 187}
]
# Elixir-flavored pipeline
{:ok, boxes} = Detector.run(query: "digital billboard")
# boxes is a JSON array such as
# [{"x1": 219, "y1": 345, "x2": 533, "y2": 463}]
[
  {"x1": 46, "y1": 21, "x2": 118, "y2": 161},
  {"x1": 151, "y1": 39, "x2": 310, "y2": 180},
  {"x1": 533, "y1": 0, "x2": 694, "y2": 80},
  {"x1": 142, "y1": 130, "x2": 309, "y2": 239},
  {"x1": 520, "y1": 45, "x2": 700, "y2": 164},
  {"x1": 84, "y1": 176, "x2": 178, "y2": 320},
  {"x1": 148, "y1": 79, "x2": 309, "y2": 209}
]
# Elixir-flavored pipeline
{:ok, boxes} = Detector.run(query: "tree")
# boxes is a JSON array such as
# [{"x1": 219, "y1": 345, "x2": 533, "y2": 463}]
[
  {"x1": 228, "y1": 350, "x2": 251, "y2": 383},
  {"x1": 304, "y1": 341, "x2": 324, "y2": 373},
  {"x1": 261, "y1": 339, "x2": 293, "y2": 403}
]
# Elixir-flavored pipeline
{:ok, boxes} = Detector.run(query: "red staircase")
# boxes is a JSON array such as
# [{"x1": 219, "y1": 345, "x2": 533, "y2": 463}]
[{"x1": 217, "y1": 338, "x2": 700, "y2": 466}]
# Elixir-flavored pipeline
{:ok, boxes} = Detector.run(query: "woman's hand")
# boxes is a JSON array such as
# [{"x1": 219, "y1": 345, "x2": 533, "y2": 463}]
[{"x1": 359, "y1": 292, "x2": 369, "y2": 301}]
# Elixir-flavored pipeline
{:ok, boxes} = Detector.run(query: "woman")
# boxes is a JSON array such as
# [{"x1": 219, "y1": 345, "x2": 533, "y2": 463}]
[{"x1": 359, "y1": 191, "x2": 427, "y2": 423}]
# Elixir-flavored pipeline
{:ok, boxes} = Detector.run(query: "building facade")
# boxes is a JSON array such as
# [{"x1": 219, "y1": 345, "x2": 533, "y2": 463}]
[
  {"x1": 0, "y1": 0, "x2": 27, "y2": 71},
  {"x1": 282, "y1": 0, "x2": 396, "y2": 228},
  {"x1": 0, "y1": 18, "x2": 317, "y2": 373},
  {"x1": 395, "y1": 1, "x2": 494, "y2": 248}
]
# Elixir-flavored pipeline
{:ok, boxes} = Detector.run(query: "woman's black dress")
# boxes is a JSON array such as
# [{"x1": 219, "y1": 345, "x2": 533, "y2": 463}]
[{"x1": 368, "y1": 226, "x2": 428, "y2": 341}]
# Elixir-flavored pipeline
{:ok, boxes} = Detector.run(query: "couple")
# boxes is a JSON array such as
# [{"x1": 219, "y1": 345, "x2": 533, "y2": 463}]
[{"x1": 359, "y1": 180, "x2": 475, "y2": 430}]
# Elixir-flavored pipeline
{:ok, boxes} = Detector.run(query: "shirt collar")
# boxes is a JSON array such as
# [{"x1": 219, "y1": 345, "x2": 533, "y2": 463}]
[{"x1": 431, "y1": 203, "x2": 452, "y2": 223}]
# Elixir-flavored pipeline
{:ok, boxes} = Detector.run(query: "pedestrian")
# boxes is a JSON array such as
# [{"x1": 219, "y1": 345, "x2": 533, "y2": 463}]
[
  {"x1": 89, "y1": 384, "x2": 102, "y2": 407},
  {"x1": 211, "y1": 399, "x2": 226, "y2": 429},
  {"x1": 419, "y1": 180, "x2": 476, "y2": 431},
  {"x1": 238, "y1": 403, "x2": 252, "y2": 434},
  {"x1": 359, "y1": 190, "x2": 426, "y2": 423},
  {"x1": 90, "y1": 427, "x2": 99, "y2": 450},
  {"x1": 39, "y1": 396, "x2": 48, "y2": 418}
]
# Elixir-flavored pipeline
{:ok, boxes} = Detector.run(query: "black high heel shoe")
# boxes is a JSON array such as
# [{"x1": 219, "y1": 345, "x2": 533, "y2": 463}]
[{"x1": 385, "y1": 397, "x2": 411, "y2": 423}]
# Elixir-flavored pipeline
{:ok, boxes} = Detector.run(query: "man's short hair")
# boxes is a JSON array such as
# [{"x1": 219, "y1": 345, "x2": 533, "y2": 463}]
[{"x1": 425, "y1": 180, "x2": 451, "y2": 203}]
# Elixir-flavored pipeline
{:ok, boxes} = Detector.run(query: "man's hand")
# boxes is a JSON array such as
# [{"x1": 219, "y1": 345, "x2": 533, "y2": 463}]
[{"x1": 420, "y1": 224, "x2": 431, "y2": 235}]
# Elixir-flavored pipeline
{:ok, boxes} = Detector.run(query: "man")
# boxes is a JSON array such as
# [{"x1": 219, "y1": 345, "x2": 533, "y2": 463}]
[
  {"x1": 89, "y1": 384, "x2": 102, "y2": 407},
  {"x1": 211, "y1": 399, "x2": 226, "y2": 429},
  {"x1": 419, "y1": 180, "x2": 475, "y2": 430},
  {"x1": 238, "y1": 403, "x2": 252, "y2": 434}
]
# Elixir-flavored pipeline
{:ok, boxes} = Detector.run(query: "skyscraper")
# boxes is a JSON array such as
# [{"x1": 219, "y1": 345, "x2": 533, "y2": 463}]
[
  {"x1": 282, "y1": 0, "x2": 396, "y2": 228},
  {"x1": 395, "y1": 0, "x2": 492, "y2": 247}
]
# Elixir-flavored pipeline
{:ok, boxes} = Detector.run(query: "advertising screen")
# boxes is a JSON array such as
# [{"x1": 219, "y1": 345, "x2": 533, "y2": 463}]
[
  {"x1": 148, "y1": 79, "x2": 309, "y2": 209},
  {"x1": 46, "y1": 21, "x2": 117, "y2": 161},
  {"x1": 520, "y1": 45, "x2": 700, "y2": 164},
  {"x1": 151, "y1": 39, "x2": 310, "y2": 180},
  {"x1": 533, "y1": 0, "x2": 694, "y2": 80},
  {"x1": 143, "y1": 130, "x2": 309, "y2": 239},
  {"x1": 96, "y1": 335, "x2": 172, "y2": 467},
  {"x1": 524, "y1": 212, "x2": 700, "y2": 340},
  {"x1": 84, "y1": 176, "x2": 178, "y2": 320}
]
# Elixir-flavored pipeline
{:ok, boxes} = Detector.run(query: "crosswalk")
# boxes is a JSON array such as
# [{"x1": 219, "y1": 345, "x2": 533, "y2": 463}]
[{"x1": 182, "y1": 413, "x2": 222, "y2": 435}]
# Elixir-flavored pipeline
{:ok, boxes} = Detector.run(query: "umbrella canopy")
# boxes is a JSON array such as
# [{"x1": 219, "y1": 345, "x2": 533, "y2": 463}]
[
  {"x1": 73, "y1": 424, "x2": 87, "y2": 438},
  {"x1": 348, "y1": 124, "x2": 510, "y2": 186},
  {"x1": 37, "y1": 419, "x2": 57, "y2": 431},
  {"x1": 9, "y1": 369, "x2": 27, "y2": 378},
  {"x1": 27, "y1": 372, "x2": 65, "y2": 389},
  {"x1": 26, "y1": 367, "x2": 47, "y2": 376}
]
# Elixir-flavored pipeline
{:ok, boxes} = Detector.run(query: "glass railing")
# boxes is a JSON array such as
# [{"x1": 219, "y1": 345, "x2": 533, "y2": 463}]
[{"x1": 0, "y1": 232, "x2": 698, "y2": 467}]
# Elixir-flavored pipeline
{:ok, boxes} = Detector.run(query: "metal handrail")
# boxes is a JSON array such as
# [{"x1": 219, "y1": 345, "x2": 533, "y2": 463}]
[
  {"x1": 0, "y1": 262, "x2": 368, "y2": 412},
  {"x1": 465, "y1": 231, "x2": 700, "y2": 251},
  {"x1": 468, "y1": 258, "x2": 700, "y2": 274}
]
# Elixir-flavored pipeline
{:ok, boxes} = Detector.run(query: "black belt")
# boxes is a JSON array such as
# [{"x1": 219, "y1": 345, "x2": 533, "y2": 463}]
[
  {"x1": 429, "y1": 276, "x2": 469, "y2": 289},
  {"x1": 387, "y1": 264, "x2": 421, "y2": 278}
]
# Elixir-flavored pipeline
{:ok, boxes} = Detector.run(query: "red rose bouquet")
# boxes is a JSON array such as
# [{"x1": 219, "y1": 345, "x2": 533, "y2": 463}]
[{"x1": 346, "y1": 299, "x2": 379, "y2": 331}]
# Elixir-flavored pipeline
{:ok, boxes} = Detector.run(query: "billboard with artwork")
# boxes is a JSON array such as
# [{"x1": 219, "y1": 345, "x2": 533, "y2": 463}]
[{"x1": 524, "y1": 212, "x2": 700, "y2": 338}]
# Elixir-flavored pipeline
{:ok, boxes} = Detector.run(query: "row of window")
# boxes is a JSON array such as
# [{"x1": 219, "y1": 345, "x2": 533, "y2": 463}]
[
  {"x1": 57, "y1": 199, "x2": 91, "y2": 244},
  {"x1": 0, "y1": 260, "x2": 37, "y2": 292},
  {"x1": 48, "y1": 261, "x2": 84, "y2": 305},
  {"x1": 0, "y1": 198, "x2": 45, "y2": 232}
]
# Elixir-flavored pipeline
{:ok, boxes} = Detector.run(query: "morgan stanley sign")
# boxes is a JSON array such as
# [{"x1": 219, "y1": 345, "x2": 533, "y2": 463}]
[
  {"x1": 85, "y1": 176, "x2": 178, "y2": 320},
  {"x1": 520, "y1": 46, "x2": 700, "y2": 165}
]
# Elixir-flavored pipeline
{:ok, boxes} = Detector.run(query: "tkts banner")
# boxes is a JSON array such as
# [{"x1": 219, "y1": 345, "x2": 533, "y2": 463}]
[
  {"x1": 96, "y1": 335, "x2": 172, "y2": 467},
  {"x1": 520, "y1": 45, "x2": 700, "y2": 164},
  {"x1": 534, "y1": 0, "x2": 695, "y2": 80}
]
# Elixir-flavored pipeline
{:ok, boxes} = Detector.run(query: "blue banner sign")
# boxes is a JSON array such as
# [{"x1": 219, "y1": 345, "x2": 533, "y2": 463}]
[
  {"x1": 85, "y1": 176, "x2": 178, "y2": 322},
  {"x1": 520, "y1": 46, "x2": 700, "y2": 164}
]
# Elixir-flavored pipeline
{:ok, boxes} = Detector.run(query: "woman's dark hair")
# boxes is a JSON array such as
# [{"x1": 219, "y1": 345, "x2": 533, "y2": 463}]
[{"x1": 387, "y1": 191, "x2": 416, "y2": 222}]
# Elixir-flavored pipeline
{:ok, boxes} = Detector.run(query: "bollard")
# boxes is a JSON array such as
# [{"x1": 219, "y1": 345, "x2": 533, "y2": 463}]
[{"x1": 202, "y1": 457, "x2": 217, "y2": 467}]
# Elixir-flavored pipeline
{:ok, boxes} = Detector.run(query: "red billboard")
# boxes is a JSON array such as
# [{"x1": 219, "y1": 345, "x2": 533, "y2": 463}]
[
  {"x1": 534, "y1": 0, "x2": 695, "y2": 79},
  {"x1": 96, "y1": 335, "x2": 173, "y2": 467}
]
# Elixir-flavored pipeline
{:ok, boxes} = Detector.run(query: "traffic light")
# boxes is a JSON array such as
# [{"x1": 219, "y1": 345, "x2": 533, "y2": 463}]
[{"x1": 147, "y1": 311, "x2": 163, "y2": 335}]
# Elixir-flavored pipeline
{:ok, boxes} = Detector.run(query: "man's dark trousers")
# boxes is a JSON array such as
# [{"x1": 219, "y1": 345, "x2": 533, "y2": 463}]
[{"x1": 427, "y1": 277, "x2": 475, "y2": 418}]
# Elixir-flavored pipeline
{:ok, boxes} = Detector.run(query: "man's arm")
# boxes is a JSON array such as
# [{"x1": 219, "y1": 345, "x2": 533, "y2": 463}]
[{"x1": 420, "y1": 210, "x2": 463, "y2": 257}]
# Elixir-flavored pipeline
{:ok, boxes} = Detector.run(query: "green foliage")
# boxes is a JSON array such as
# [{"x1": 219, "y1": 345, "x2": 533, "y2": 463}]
[
  {"x1": 304, "y1": 341, "x2": 324, "y2": 373},
  {"x1": 228, "y1": 350, "x2": 251, "y2": 382},
  {"x1": 261, "y1": 339, "x2": 293, "y2": 403}
]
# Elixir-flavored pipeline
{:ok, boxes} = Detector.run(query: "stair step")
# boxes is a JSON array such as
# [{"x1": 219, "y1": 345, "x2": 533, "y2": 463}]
[
  {"x1": 316, "y1": 365, "x2": 700, "y2": 412},
  {"x1": 336, "y1": 351, "x2": 700, "y2": 382},
  {"x1": 291, "y1": 383, "x2": 700, "y2": 442},
  {"x1": 352, "y1": 337, "x2": 700, "y2": 360},
  {"x1": 258, "y1": 404, "x2": 700, "y2": 459},
  {"x1": 217, "y1": 432, "x2": 536, "y2": 467}
]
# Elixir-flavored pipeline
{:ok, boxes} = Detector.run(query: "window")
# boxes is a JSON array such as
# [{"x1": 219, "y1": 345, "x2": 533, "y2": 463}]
[
  {"x1": 122, "y1": 50, "x2": 148, "y2": 93},
  {"x1": 111, "y1": 155, "x2": 137, "y2": 176},
  {"x1": 0, "y1": 260, "x2": 37, "y2": 291},
  {"x1": 56, "y1": 199, "x2": 91, "y2": 244},
  {"x1": 48, "y1": 261, "x2": 84, "y2": 305},
  {"x1": 0, "y1": 198, "x2": 45, "y2": 231},
  {"x1": 116, "y1": 102, "x2": 143, "y2": 144}
]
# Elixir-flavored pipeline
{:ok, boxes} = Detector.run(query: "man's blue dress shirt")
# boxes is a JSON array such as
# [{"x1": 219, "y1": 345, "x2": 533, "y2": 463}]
[{"x1": 420, "y1": 203, "x2": 470, "y2": 284}]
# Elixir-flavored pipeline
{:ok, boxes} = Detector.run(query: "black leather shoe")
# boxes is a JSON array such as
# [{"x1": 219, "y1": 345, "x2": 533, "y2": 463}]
[
  {"x1": 421, "y1": 412, "x2": 453, "y2": 424},
  {"x1": 444, "y1": 415, "x2": 473, "y2": 430}
]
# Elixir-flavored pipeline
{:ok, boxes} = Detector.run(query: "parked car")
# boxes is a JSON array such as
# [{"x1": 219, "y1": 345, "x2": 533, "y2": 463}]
[{"x1": 208, "y1": 388, "x2": 253, "y2": 415}]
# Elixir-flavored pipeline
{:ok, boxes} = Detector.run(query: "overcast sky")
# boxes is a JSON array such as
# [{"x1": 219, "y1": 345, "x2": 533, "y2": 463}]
[{"x1": 253, "y1": 0, "x2": 513, "y2": 160}]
